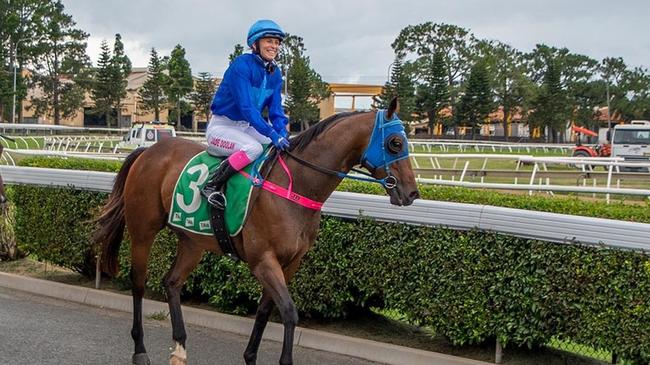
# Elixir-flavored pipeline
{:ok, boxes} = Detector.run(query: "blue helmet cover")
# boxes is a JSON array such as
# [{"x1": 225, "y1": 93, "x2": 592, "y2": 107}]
[{"x1": 247, "y1": 19, "x2": 285, "y2": 47}]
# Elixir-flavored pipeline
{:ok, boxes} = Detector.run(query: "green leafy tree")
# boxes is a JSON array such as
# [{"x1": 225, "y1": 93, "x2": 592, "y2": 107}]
[
  {"x1": 599, "y1": 57, "x2": 626, "y2": 126},
  {"x1": 28, "y1": 0, "x2": 89, "y2": 125},
  {"x1": 189, "y1": 72, "x2": 215, "y2": 130},
  {"x1": 416, "y1": 51, "x2": 449, "y2": 134},
  {"x1": 90, "y1": 34, "x2": 131, "y2": 127},
  {"x1": 392, "y1": 22, "x2": 475, "y2": 114},
  {"x1": 528, "y1": 59, "x2": 569, "y2": 142},
  {"x1": 110, "y1": 33, "x2": 131, "y2": 126},
  {"x1": 0, "y1": 0, "x2": 54, "y2": 122},
  {"x1": 454, "y1": 61, "x2": 493, "y2": 138},
  {"x1": 278, "y1": 34, "x2": 330, "y2": 131},
  {"x1": 376, "y1": 57, "x2": 417, "y2": 124},
  {"x1": 90, "y1": 40, "x2": 114, "y2": 124},
  {"x1": 167, "y1": 44, "x2": 193, "y2": 127},
  {"x1": 228, "y1": 44, "x2": 244, "y2": 64},
  {"x1": 138, "y1": 48, "x2": 168, "y2": 121},
  {"x1": 525, "y1": 45, "x2": 600, "y2": 141},
  {"x1": 617, "y1": 67, "x2": 650, "y2": 121},
  {"x1": 477, "y1": 40, "x2": 531, "y2": 140}
]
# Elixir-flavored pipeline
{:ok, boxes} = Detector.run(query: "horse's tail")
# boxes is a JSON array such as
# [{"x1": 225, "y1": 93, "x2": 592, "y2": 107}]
[{"x1": 93, "y1": 147, "x2": 147, "y2": 277}]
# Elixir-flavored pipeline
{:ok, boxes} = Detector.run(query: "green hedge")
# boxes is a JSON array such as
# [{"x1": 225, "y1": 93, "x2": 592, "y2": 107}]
[{"x1": 9, "y1": 156, "x2": 650, "y2": 362}]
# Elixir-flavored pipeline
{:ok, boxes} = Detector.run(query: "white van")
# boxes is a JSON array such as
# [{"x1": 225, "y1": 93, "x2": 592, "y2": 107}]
[
  {"x1": 117, "y1": 122, "x2": 176, "y2": 149},
  {"x1": 611, "y1": 121, "x2": 650, "y2": 171}
]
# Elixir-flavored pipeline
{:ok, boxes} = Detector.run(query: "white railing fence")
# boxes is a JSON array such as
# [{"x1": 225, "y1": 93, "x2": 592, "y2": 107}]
[{"x1": 1, "y1": 165, "x2": 649, "y2": 251}]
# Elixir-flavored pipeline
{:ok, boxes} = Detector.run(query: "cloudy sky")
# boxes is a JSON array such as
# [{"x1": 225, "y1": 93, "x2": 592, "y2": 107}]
[{"x1": 63, "y1": 0, "x2": 650, "y2": 86}]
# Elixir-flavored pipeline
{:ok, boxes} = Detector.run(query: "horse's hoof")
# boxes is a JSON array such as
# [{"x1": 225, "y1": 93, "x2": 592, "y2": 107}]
[
  {"x1": 170, "y1": 342, "x2": 187, "y2": 365},
  {"x1": 132, "y1": 353, "x2": 151, "y2": 365},
  {"x1": 169, "y1": 354, "x2": 187, "y2": 365}
]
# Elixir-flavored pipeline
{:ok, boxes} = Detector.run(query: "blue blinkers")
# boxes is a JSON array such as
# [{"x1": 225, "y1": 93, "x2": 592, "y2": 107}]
[{"x1": 360, "y1": 110, "x2": 409, "y2": 172}]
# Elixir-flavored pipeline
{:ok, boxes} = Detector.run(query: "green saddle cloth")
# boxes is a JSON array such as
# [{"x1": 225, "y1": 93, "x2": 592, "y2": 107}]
[{"x1": 168, "y1": 151, "x2": 255, "y2": 236}]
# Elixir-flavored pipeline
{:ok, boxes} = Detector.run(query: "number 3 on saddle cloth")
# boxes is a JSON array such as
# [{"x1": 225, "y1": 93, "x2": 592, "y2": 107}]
[{"x1": 168, "y1": 149, "x2": 324, "y2": 261}]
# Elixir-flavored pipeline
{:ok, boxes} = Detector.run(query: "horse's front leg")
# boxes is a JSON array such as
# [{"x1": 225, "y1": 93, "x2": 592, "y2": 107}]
[
  {"x1": 164, "y1": 242, "x2": 204, "y2": 365},
  {"x1": 250, "y1": 257, "x2": 302, "y2": 365},
  {"x1": 243, "y1": 291, "x2": 274, "y2": 365}
]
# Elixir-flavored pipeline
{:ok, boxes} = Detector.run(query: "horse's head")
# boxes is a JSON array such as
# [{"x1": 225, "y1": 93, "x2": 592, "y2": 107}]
[{"x1": 362, "y1": 98, "x2": 419, "y2": 206}]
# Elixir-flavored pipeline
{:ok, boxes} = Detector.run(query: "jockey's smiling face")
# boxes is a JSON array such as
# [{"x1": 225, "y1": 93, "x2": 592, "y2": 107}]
[{"x1": 257, "y1": 37, "x2": 281, "y2": 62}]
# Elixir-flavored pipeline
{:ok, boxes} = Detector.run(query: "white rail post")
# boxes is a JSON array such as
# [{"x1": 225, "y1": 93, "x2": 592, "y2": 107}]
[
  {"x1": 529, "y1": 163, "x2": 538, "y2": 196},
  {"x1": 410, "y1": 156, "x2": 420, "y2": 169},
  {"x1": 460, "y1": 161, "x2": 469, "y2": 182},
  {"x1": 606, "y1": 164, "x2": 614, "y2": 204}
]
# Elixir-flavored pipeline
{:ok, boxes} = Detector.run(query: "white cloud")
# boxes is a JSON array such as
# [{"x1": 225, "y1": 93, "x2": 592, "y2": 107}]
[{"x1": 63, "y1": 0, "x2": 650, "y2": 84}]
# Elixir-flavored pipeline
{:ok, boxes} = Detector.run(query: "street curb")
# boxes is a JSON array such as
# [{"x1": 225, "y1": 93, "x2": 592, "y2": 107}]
[{"x1": 0, "y1": 272, "x2": 493, "y2": 365}]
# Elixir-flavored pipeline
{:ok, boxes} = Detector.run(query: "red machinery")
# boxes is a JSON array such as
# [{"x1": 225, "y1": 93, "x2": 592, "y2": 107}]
[{"x1": 571, "y1": 125, "x2": 611, "y2": 157}]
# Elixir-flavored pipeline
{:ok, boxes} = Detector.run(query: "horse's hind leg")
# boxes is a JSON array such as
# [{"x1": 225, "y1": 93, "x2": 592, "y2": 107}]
[
  {"x1": 130, "y1": 229, "x2": 156, "y2": 365},
  {"x1": 164, "y1": 235, "x2": 204, "y2": 365}
]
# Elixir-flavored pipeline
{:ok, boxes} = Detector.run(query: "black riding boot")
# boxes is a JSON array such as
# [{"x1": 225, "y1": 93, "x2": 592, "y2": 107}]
[{"x1": 201, "y1": 159, "x2": 238, "y2": 208}]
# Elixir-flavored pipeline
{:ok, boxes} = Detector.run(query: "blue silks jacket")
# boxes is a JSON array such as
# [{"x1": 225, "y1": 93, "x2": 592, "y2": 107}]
[{"x1": 210, "y1": 53, "x2": 288, "y2": 140}]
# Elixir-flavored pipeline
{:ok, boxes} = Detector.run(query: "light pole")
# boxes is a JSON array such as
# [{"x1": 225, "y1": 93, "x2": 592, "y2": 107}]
[
  {"x1": 606, "y1": 81, "x2": 611, "y2": 141},
  {"x1": 12, "y1": 37, "x2": 36, "y2": 124},
  {"x1": 386, "y1": 61, "x2": 395, "y2": 84}
]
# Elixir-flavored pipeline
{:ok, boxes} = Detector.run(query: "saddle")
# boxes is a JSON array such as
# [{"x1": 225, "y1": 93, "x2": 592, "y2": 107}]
[{"x1": 168, "y1": 151, "x2": 262, "y2": 261}]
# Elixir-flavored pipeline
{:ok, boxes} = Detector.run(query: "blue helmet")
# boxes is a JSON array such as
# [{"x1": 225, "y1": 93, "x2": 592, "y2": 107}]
[{"x1": 247, "y1": 19, "x2": 285, "y2": 48}]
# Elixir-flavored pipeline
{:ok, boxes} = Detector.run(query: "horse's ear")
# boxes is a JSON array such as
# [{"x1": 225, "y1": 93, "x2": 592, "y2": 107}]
[{"x1": 386, "y1": 97, "x2": 399, "y2": 120}]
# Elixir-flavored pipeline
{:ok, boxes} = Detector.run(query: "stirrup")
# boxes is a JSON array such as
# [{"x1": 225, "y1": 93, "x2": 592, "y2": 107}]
[{"x1": 207, "y1": 191, "x2": 227, "y2": 208}]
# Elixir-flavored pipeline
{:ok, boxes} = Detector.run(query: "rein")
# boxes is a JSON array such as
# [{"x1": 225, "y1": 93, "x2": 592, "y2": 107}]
[
  {"x1": 283, "y1": 150, "x2": 397, "y2": 189},
  {"x1": 241, "y1": 109, "x2": 408, "y2": 210}
]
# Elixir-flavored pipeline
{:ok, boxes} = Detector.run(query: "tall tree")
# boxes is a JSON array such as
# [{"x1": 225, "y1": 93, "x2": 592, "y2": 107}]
[
  {"x1": 454, "y1": 61, "x2": 493, "y2": 138},
  {"x1": 139, "y1": 48, "x2": 168, "y2": 121},
  {"x1": 90, "y1": 34, "x2": 131, "y2": 127},
  {"x1": 376, "y1": 57, "x2": 417, "y2": 124},
  {"x1": 599, "y1": 57, "x2": 627, "y2": 125},
  {"x1": 277, "y1": 34, "x2": 330, "y2": 131},
  {"x1": 167, "y1": 44, "x2": 193, "y2": 127},
  {"x1": 416, "y1": 50, "x2": 450, "y2": 134},
  {"x1": 28, "y1": 0, "x2": 89, "y2": 125},
  {"x1": 90, "y1": 40, "x2": 114, "y2": 124},
  {"x1": 189, "y1": 72, "x2": 215, "y2": 130},
  {"x1": 392, "y1": 22, "x2": 475, "y2": 114},
  {"x1": 0, "y1": 0, "x2": 53, "y2": 122},
  {"x1": 528, "y1": 59, "x2": 569, "y2": 142},
  {"x1": 617, "y1": 67, "x2": 650, "y2": 121},
  {"x1": 110, "y1": 33, "x2": 131, "y2": 126},
  {"x1": 228, "y1": 44, "x2": 244, "y2": 64},
  {"x1": 477, "y1": 40, "x2": 531, "y2": 140}
]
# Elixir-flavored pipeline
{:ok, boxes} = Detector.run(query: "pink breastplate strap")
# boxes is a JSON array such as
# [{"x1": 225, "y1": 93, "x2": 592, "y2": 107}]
[{"x1": 239, "y1": 155, "x2": 324, "y2": 211}]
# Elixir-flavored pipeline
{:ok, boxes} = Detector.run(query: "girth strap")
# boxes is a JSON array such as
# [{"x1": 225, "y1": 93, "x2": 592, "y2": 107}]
[{"x1": 209, "y1": 204, "x2": 241, "y2": 261}]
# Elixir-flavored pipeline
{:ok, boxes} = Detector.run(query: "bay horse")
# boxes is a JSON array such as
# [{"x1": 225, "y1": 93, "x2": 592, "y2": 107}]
[{"x1": 93, "y1": 98, "x2": 419, "y2": 365}]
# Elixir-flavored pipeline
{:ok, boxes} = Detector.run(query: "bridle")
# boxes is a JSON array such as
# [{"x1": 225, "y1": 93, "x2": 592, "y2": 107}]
[{"x1": 283, "y1": 110, "x2": 409, "y2": 190}]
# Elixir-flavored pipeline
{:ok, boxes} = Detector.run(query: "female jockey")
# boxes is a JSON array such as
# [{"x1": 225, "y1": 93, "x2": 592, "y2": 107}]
[{"x1": 202, "y1": 19, "x2": 290, "y2": 207}]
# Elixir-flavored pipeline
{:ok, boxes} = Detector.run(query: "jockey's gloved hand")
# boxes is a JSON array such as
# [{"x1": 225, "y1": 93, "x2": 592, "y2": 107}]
[
  {"x1": 278, "y1": 127, "x2": 289, "y2": 139},
  {"x1": 270, "y1": 131, "x2": 290, "y2": 151}
]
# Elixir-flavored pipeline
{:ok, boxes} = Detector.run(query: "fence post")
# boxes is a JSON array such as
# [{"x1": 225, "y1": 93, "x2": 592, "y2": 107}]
[
  {"x1": 495, "y1": 340, "x2": 503, "y2": 364},
  {"x1": 95, "y1": 254, "x2": 101, "y2": 289}
]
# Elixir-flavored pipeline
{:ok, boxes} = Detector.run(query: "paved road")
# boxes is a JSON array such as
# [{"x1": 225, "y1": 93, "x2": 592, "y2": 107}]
[{"x1": 0, "y1": 287, "x2": 380, "y2": 365}]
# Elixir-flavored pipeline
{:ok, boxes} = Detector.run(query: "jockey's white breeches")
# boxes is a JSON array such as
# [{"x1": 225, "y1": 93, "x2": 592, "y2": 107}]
[{"x1": 205, "y1": 115, "x2": 271, "y2": 164}]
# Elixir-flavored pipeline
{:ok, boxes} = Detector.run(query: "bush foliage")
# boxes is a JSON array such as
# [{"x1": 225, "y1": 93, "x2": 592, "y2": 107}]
[{"x1": 9, "y1": 156, "x2": 650, "y2": 362}]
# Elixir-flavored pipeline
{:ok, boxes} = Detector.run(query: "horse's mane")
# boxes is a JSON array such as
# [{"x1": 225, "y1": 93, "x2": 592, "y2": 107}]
[{"x1": 289, "y1": 111, "x2": 365, "y2": 152}]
